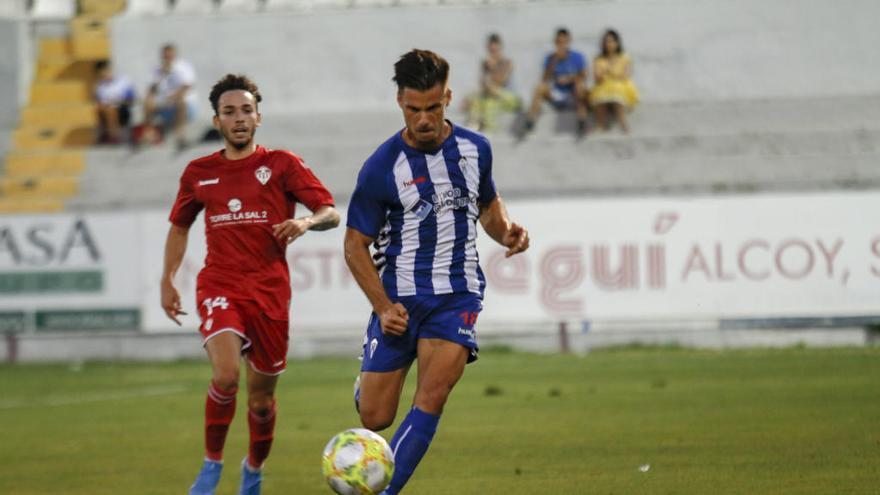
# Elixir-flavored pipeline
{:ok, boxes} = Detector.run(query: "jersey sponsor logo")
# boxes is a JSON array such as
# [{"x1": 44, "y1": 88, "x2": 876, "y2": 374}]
[
  {"x1": 431, "y1": 187, "x2": 477, "y2": 215},
  {"x1": 198, "y1": 178, "x2": 220, "y2": 186},
  {"x1": 255, "y1": 166, "x2": 271, "y2": 185},
  {"x1": 403, "y1": 176, "x2": 427, "y2": 188},
  {"x1": 411, "y1": 199, "x2": 433, "y2": 220},
  {"x1": 458, "y1": 157, "x2": 468, "y2": 169},
  {"x1": 228, "y1": 198, "x2": 242, "y2": 212}
]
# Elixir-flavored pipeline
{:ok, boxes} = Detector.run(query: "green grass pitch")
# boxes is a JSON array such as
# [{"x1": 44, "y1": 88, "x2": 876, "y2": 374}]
[{"x1": 1, "y1": 347, "x2": 878, "y2": 494}]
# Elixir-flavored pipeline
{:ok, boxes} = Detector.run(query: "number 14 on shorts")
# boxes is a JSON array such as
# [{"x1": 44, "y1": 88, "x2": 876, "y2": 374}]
[
  {"x1": 202, "y1": 296, "x2": 230, "y2": 316},
  {"x1": 459, "y1": 311, "x2": 478, "y2": 326}
]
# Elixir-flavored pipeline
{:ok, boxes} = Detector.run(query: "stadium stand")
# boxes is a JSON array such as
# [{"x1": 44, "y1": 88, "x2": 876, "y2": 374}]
[
  {"x1": 2, "y1": 0, "x2": 879, "y2": 214},
  {"x1": 0, "y1": 0, "x2": 125, "y2": 214}
]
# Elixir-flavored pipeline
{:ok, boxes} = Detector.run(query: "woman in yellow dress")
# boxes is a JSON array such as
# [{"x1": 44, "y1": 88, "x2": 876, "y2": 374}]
[{"x1": 590, "y1": 29, "x2": 639, "y2": 133}]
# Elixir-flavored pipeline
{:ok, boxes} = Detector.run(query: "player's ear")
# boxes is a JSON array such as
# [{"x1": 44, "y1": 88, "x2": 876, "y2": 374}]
[
  {"x1": 212, "y1": 113, "x2": 220, "y2": 130},
  {"x1": 445, "y1": 87, "x2": 453, "y2": 107},
  {"x1": 255, "y1": 111, "x2": 262, "y2": 127}
]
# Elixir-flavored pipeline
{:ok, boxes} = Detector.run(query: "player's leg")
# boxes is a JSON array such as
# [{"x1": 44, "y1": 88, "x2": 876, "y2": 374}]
[
  {"x1": 357, "y1": 308, "x2": 421, "y2": 431},
  {"x1": 245, "y1": 363, "x2": 279, "y2": 470},
  {"x1": 238, "y1": 308, "x2": 289, "y2": 494},
  {"x1": 382, "y1": 338, "x2": 469, "y2": 495},
  {"x1": 358, "y1": 367, "x2": 410, "y2": 431},
  {"x1": 190, "y1": 331, "x2": 243, "y2": 495}
]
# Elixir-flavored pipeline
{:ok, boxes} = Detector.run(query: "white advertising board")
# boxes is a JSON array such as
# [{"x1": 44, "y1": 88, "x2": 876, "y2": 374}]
[{"x1": 139, "y1": 191, "x2": 880, "y2": 333}]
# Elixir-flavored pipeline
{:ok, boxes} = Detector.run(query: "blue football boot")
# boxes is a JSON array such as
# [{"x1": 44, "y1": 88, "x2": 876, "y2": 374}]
[
  {"x1": 189, "y1": 459, "x2": 223, "y2": 495},
  {"x1": 239, "y1": 458, "x2": 262, "y2": 495}
]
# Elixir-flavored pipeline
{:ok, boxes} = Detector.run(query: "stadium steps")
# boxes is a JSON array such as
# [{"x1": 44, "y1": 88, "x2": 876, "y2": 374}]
[
  {"x1": 0, "y1": 2, "x2": 124, "y2": 215},
  {"x1": 65, "y1": 95, "x2": 880, "y2": 211}
]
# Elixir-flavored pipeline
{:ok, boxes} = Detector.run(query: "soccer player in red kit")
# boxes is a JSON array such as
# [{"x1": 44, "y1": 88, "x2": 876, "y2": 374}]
[{"x1": 161, "y1": 74, "x2": 339, "y2": 495}]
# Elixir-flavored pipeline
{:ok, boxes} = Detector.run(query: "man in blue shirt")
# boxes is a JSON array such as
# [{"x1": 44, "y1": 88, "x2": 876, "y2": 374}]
[
  {"x1": 524, "y1": 27, "x2": 590, "y2": 137},
  {"x1": 343, "y1": 49, "x2": 530, "y2": 494}
]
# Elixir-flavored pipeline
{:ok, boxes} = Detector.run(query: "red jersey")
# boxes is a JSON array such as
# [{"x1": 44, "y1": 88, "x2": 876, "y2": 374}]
[{"x1": 169, "y1": 145, "x2": 334, "y2": 320}]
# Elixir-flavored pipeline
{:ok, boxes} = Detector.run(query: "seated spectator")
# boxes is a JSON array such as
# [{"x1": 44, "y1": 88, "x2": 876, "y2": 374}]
[
  {"x1": 590, "y1": 29, "x2": 639, "y2": 133},
  {"x1": 524, "y1": 27, "x2": 589, "y2": 137},
  {"x1": 141, "y1": 43, "x2": 197, "y2": 149},
  {"x1": 465, "y1": 33, "x2": 520, "y2": 132},
  {"x1": 93, "y1": 60, "x2": 135, "y2": 144}
]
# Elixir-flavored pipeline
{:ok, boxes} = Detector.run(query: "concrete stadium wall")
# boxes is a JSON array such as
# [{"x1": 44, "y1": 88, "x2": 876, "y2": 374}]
[
  {"x1": 110, "y1": 0, "x2": 880, "y2": 116},
  {"x1": 0, "y1": 18, "x2": 32, "y2": 128}
]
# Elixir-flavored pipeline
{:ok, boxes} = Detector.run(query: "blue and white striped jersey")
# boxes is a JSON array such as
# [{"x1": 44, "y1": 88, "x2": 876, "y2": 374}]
[{"x1": 347, "y1": 123, "x2": 497, "y2": 299}]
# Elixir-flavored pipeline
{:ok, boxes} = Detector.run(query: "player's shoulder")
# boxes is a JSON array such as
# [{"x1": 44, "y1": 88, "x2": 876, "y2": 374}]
[
  {"x1": 453, "y1": 123, "x2": 491, "y2": 147},
  {"x1": 180, "y1": 151, "x2": 221, "y2": 177},
  {"x1": 362, "y1": 133, "x2": 405, "y2": 173},
  {"x1": 264, "y1": 147, "x2": 303, "y2": 165},
  {"x1": 453, "y1": 124, "x2": 493, "y2": 158}
]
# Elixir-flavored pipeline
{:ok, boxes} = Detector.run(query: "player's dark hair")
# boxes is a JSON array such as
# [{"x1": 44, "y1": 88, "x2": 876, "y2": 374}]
[
  {"x1": 209, "y1": 74, "x2": 262, "y2": 115},
  {"x1": 600, "y1": 29, "x2": 623, "y2": 56},
  {"x1": 487, "y1": 33, "x2": 502, "y2": 45},
  {"x1": 393, "y1": 49, "x2": 450, "y2": 93},
  {"x1": 94, "y1": 60, "x2": 109, "y2": 72},
  {"x1": 556, "y1": 27, "x2": 570, "y2": 38}
]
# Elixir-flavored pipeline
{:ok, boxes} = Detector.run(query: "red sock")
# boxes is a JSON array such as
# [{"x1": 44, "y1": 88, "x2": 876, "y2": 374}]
[
  {"x1": 205, "y1": 381, "x2": 237, "y2": 461},
  {"x1": 247, "y1": 401, "x2": 277, "y2": 470}
]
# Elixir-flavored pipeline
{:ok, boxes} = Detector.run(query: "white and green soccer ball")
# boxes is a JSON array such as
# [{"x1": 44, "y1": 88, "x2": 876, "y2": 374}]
[{"x1": 322, "y1": 428, "x2": 394, "y2": 495}]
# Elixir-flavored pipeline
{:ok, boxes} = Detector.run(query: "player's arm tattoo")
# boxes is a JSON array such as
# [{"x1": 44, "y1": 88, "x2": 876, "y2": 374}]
[{"x1": 304, "y1": 205, "x2": 341, "y2": 231}]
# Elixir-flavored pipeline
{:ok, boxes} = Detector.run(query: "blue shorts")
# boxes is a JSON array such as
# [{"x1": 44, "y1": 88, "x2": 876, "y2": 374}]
[
  {"x1": 156, "y1": 101, "x2": 195, "y2": 128},
  {"x1": 360, "y1": 292, "x2": 482, "y2": 373}
]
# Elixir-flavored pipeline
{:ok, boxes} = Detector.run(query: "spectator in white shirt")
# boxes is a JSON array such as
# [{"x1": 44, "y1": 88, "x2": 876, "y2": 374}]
[
  {"x1": 94, "y1": 60, "x2": 135, "y2": 144},
  {"x1": 142, "y1": 43, "x2": 197, "y2": 149}
]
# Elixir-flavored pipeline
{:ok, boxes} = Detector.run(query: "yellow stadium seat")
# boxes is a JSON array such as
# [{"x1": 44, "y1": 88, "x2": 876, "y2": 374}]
[
  {"x1": 0, "y1": 176, "x2": 79, "y2": 197},
  {"x1": 21, "y1": 103, "x2": 97, "y2": 127},
  {"x1": 71, "y1": 15, "x2": 111, "y2": 60},
  {"x1": 12, "y1": 125, "x2": 93, "y2": 149},
  {"x1": 39, "y1": 38, "x2": 70, "y2": 58},
  {"x1": 79, "y1": 0, "x2": 126, "y2": 16},
  {"x1": 29, "y1": 81, "x2": 90, "y2": 104},
  {"x1": 3, "y1": 150, "x2": 86, "y2": 177},
  {"x1": 0, "y1": 197, "x2": 66, "y2": 214},
  {"x1": 36, "y1": 57, "x2": 95, "y2": 82},
  {"x1": 71, "y1": 36, "x2": 110, "y2": 60}
]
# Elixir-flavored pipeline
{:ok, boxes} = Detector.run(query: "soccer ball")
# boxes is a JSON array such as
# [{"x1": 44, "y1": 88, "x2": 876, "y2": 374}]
[{"x1": 322, "y1": 428, "x2": 394, "y2": 495}]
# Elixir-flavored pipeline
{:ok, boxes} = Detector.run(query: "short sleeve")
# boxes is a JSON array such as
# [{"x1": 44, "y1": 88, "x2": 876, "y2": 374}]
[
  {"x1": 477, "y1": 140, "x2": 497, "y2": 206},
  {"x1": 346, "y1": 162, "x2": 390, "y2": 239},
  {"x1": 176, "y1": 61, "x2": 196, "y2": 85},
  {"x1": 570, "y1": 52, "x2": 585, "y2": 72},
  {"x1": 168, "y1": 170, "x2": 203, "y2": 227},
  {"x1": 283, "y1": 154, "x2": 335, "y2": 212}
]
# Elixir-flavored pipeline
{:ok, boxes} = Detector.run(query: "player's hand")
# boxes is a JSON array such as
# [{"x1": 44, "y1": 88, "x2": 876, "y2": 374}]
[
  {"x1": 502, "y1": 223, "x2": 530, "y2": 258},
  {"x1": 273, "y1": 218, "x2": 312, "y2": 245},
  {"x1": 377, "y1": 302, "x2": 409, "y2": 336},
  {"x1": 160, "y1": 279, "x2": 187, "y2": 326}
]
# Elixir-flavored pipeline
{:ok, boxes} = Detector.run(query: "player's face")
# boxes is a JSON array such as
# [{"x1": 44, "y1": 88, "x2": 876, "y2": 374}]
[
  {"x1": 213, "y1": 90, "x2": 261, "y2": 151},
  {"x1": 398, "y1": 83, "x2": 452, "y2": 149}
]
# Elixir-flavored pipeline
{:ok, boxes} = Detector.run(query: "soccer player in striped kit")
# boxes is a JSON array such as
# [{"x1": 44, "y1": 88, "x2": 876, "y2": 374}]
[{"x1": 344, "y1": 49, "x2": 530, "y2": 494}]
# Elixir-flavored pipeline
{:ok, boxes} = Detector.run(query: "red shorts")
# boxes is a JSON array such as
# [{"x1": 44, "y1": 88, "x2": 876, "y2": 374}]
[{"x1": 197, "y1": 294, "x2": 289, "y2": 376}]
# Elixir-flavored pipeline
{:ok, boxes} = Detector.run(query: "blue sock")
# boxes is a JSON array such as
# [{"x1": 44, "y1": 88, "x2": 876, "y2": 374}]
[{"x1": 383, "y1": 407, "x2": 440, "y2": 495}]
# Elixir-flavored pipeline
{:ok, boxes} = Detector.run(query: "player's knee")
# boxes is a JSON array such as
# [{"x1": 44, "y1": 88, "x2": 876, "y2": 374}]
[
  {"x1": 248, "y1": 394, "x2": 275, "y2": 416},
  {"x1": 359, "y1": 408, "x2": 395, "y2": 432},
  {"x1": 212, "y1": 369, "x2": 240, "y2": 392}
]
